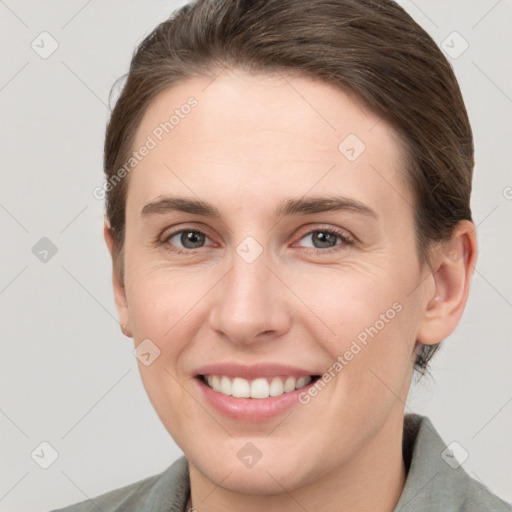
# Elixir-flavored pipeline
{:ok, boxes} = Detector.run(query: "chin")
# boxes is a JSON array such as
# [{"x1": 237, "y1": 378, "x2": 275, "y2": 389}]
[
  {"x1": 211, "y1": 466, "x2": 306, "y2": 495},
  {"x1": 189, "y1": 448, "x2": 316, "y2": 495}
]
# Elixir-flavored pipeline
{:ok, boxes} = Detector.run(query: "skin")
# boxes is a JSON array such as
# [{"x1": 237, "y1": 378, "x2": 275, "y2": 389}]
[{"x1": 104, "y1": 69, "x2": 477, "y2": 512}]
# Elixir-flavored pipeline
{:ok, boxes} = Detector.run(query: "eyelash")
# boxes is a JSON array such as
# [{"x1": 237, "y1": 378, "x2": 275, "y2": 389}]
[{"x1": 160, "y1": 225, "x2": 354, "y2": 256}]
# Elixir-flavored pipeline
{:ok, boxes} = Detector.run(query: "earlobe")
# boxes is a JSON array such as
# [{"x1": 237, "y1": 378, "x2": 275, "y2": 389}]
[
  {"x1": 103, "y1": 219, "x2": 115, "y2": 257},
  {"x1": 103, "y1": 221, "x2": 133, "y2": 338},
  {"x1": 417, "y1": 220, "x2": 477, "y2": 346},
  {"x1": 121, "y1": 324, "x2": 132, "y2": 337}
]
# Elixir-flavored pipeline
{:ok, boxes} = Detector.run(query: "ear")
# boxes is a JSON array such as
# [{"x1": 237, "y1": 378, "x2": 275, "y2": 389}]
[
  {"x1": 417, "y1": 220, "x2": 478, "y2": 345},
  {"x1": 103, "y1": 221, "x2": 133, "y2": 338}
]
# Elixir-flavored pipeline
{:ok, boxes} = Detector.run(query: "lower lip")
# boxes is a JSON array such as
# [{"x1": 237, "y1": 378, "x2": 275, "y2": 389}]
[{"x1": 195, "y1": 376, "x2": 317, "y2": 422}]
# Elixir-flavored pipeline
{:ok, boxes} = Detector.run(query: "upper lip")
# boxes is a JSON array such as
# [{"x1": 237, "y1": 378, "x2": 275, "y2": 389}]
[{"x1": 194, "y1": 363, "x2": 319, "y2": 380}]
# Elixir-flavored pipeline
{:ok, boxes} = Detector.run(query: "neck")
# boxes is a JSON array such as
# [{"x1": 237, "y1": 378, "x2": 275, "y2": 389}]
[{"x1": 187, "y1": 410, "x2": 407, "y2": 512}]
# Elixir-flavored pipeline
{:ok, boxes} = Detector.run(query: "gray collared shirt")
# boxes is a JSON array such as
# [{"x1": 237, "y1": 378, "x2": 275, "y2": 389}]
[{"x1": 49, "y1": 414, "x2": 511, "y2": 511}]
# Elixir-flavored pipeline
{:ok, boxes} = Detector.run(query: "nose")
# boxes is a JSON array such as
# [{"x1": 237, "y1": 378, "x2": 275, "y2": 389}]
[{"x1": 207, "y1": 247, "x2": 291, "y2": 346}]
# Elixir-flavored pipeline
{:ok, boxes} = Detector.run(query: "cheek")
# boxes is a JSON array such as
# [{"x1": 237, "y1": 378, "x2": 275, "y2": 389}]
[
  {"x1": 125, "y1": 270, "x2": 198, "y2": 432},
  {"x1": 125, "y1": 261, "x2": 203, "y2": 341},
  {"x1": 332, "y1": 300, "x2": 417, "y2": 422},
  {"x1": 294, "y1": 265, "x2": 416, "y2": 394},
  {"x1": 290, "y1": 266, "x2": 402, "y2": 344}
]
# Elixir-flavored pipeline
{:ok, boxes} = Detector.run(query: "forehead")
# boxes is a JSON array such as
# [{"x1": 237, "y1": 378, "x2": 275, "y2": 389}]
[{"x1": 128, "y1": 70, "x2": 410, "y2": 219}]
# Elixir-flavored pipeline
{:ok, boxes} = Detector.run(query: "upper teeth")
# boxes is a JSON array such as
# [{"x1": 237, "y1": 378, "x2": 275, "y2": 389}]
[{"x1": 205, "y1": 375, "x2": 312, "y2": 399}]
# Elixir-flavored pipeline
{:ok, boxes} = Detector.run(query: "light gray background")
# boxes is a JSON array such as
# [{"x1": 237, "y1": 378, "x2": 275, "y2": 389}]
[{"x1": 1, "y1": 1, "x2": 511, "y2": 510}]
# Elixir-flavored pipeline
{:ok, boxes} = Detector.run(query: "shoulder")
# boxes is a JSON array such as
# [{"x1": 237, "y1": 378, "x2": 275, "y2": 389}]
[
  {"x1": 458, "y1": 480, "x2": 512, "y2": 512},
  {"x1": 48, "y1": 456, "x2": 190, "y2": 512},
  {"x1": 397, "y1": 414, "x2": 511, "y2": 512}
]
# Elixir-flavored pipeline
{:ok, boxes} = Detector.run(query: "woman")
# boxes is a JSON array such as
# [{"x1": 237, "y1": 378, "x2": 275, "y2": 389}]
[{"x1": 52, "y1": 0, "x2": 510, "y2": 510}]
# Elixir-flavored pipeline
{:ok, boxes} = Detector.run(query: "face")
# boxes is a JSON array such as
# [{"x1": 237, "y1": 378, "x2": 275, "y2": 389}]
[{"x1": 113, "y1": 70, "x2": 434, "y2": 494}]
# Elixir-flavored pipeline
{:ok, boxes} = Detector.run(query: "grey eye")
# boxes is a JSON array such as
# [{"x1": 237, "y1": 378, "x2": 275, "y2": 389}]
[
  {"x1": 169, "y1": 230, "x2": 208, "y2": 249},
  {"x1": 298, "y1": 230, "x2": 341, "y2": 249}
]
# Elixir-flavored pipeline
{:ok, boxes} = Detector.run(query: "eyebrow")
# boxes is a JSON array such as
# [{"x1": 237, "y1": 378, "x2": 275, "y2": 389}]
[{"x1": 140, "y1": 195, "x2": 378, "y2": 220}]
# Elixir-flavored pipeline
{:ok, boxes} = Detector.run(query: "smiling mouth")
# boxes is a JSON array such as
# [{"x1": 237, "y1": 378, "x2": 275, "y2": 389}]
[{"x1": 199, "y1": 374, "x2": 321, "y2": 399}]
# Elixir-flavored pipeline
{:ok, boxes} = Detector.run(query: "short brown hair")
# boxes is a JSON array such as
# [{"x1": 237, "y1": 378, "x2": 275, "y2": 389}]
[{"x1": 103, "y1": 0, "x2": 474, "y2": 374}]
